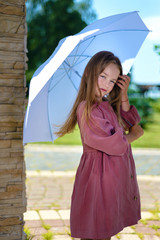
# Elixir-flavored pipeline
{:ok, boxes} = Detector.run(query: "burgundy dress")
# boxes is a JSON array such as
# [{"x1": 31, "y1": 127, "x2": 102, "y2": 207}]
[{"x1": 70, "y1": 100, "x2": 141, "y2": 239}]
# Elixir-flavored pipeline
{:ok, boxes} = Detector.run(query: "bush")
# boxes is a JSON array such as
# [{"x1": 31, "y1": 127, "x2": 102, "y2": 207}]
[{"x1": 129, "y1": 96, "x2": 154, "y2": 128}]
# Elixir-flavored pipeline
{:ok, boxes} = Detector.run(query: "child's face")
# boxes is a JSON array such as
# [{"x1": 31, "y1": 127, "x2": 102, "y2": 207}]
[{"x1": 97, "y1": 63, "x2": 120, "y2": 97}]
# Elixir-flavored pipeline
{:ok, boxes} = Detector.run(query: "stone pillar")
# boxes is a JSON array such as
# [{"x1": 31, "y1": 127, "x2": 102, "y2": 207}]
[{"x1": 0, "y1": 1, "x2": 27, "y2": 239}]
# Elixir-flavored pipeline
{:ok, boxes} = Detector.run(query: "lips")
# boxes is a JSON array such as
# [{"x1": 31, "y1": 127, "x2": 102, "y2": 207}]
[{"x1": 100, "y1": 88, "x2": 107, "y2": 92}]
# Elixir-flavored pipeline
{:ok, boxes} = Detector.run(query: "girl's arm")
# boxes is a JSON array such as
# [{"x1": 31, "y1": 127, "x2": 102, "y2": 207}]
[
  {"x1": 116, "y1": 75, "x2": 130, "y2": 112},
  {"x1": 125, "y1": 124, "x2": 144, "y2": 144},
  {"x1": 117, "y1": 74, "x2": 141, "y2": 127},
  {"x1": 78, "y1": 104, "x2": 128, "y2": 156},
  {"x1": 116, "y1": 75, "x2": 144, "y2": 143}
]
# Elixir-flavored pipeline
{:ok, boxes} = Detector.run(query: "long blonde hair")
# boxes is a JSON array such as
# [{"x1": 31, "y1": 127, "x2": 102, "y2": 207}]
[{"x1": 56, "y1": 51, "x2": 124, "y2": 137}]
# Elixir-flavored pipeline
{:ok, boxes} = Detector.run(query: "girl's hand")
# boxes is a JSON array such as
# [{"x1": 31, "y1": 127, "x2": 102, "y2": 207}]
[
  {"x1": 116, "y1": 75, "x2": 130, "y2": 100},
  {"x1": 125, "y1": 124, "x2": 144, "y2": 144}
]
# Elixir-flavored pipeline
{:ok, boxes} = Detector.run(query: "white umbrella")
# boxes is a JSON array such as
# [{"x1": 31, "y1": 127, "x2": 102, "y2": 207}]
[{"x1": 23, "y1": 11, "x2": 149, "y2": 144}]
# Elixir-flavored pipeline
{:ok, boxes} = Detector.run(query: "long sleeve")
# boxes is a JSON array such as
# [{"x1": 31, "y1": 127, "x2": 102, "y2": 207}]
[
  {"x1": 77, "y1": 102, "x2": 128, "y2": 156},
  {"x1": 120, "y1": 105, "x2": 141, "y2": 128}
]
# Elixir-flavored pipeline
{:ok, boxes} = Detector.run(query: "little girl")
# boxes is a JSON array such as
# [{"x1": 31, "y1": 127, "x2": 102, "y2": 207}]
[{"x1": 56, "y1": 51, "x2": 144, "y2": 240}]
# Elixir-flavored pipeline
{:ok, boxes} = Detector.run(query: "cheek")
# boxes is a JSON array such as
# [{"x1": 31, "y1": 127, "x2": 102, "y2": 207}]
[
  {"x1": 95, "y1": 86, "x2": 100, "y2": 96},
  {"x1": 97, "y1": 78, "x2": 101, "y2": 87},
  {"x1": 96, "y1": 80, "x2": 101, "y2": 96},
  {"x1": 109, "y1": 84, "x2": 115, "y2": 92}
]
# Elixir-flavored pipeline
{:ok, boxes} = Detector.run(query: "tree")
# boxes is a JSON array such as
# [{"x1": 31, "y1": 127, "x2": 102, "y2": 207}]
[
  {"x1": 26, "y1": 0, "x2": 97, "y2": 85},
  {"x1": 154, "y1": 44, "x2": 160, "y2": 55},
  {"x1": 127, "y1": 67, "x2": 154, "y2": 128}
]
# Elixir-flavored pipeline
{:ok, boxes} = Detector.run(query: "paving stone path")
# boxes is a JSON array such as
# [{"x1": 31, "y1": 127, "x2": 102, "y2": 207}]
[
  {"x1": 24, "y1": 146, "x2": 160, "y2": 240},
  {"x1": 25, "y1": 145, "x2": 160, "y2": 175}
]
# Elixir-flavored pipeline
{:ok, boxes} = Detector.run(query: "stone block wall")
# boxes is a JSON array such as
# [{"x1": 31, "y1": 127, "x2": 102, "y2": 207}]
[{"x1": 0, "y1": 0, "x2": 27, "y2": 239}]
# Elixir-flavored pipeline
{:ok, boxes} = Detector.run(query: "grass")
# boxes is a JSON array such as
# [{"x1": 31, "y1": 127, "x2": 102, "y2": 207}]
[
  {"x1": 30, "y1": 104, "x2": 160, "y2": 148},
  {"x1": 42, "y1": 231, "x2": 54, "y2": 240},
  {"x1": 150, "y1": 225, "x2": 160, "y2": 231},
  {"x1": 140, "y1": 219, "x2": 148, "y2": 225},
  {"x1": 24, "y1": 226, "x2": 34, "y2": 240},
  {"x1": 136, "y1": 232, "x2": 144, "y2": 240},
  {"x1": 132, "y1": 111, "x2": 160, "y2": 148},
  {"x1": 34, "y1": 113, "x2": 160, "y2": 148},
  {"x1": 149, "y1": 202, "x2": 160, "y2": 220},
  {"x1": 54, "y1": 124, "x2": 81, "y2": 145}
]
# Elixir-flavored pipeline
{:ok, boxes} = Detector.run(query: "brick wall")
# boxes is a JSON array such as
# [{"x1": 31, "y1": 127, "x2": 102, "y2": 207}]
[{"x1": 0, "y1": 0, "x2": 27, "y2": 239}]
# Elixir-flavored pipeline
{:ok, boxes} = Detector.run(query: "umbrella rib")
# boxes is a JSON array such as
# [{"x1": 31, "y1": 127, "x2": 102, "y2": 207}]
[
  {"x1": 48, "y1": 72, "x2": 67, "y2": 93},
  {"x1": 49, "y1": 29, "x2": 147, "y2": 94},
  {"x1": 64, "y1": 37, "x2": 95, "y2": 70},
  {"x1": 63, "y1": 61, "x2": 79, "y2": 91},
  {"x1": 48, "y1": 55, "x2": 87, "y2": 94},
  {"x1": 50, "y1": 37, "x2": 96, "y2": 94},
  {"x1": 73, "y1": 56, "x2": 90, "y2": 67},
  {"x1": 65, "y1": 60, "x2": 82, "y2": 78},
  {"x1": 64, "y1": 44, "x2": 80, "y2": 71},
  {"x1": 71, "y1": 36, "x2": 96, "y2": 67},
  {"x1": 66, "y1": 55, "x2": 91, "y2": 68},
  {"x1": 65, "y1": 57, "x2": 73, "y2": 79},
  {"x1": 66, "y1": 29, "x2": 148, "y2": 68},
  {"x1": 71, "y1": 40, "x2": 81, "y2": 67}
]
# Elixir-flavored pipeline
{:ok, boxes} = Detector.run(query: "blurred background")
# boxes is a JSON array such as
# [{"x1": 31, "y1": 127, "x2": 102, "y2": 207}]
[
  {"x1": 25, "y1": 0, "x2": 160, "y2": 148},
  {"x1": 24, "y1": 3, "x2": 160, "y2": 238}
]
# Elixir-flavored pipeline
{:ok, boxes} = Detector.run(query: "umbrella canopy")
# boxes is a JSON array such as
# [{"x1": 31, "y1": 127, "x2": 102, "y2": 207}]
[{"x1": 23, "y1": 11, "x2": 149, "y2": 144}]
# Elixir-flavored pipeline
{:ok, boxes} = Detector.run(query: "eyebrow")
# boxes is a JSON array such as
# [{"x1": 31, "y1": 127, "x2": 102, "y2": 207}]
[{"x1": 102, "y1": 72, "x2": 117, "y2": 82}]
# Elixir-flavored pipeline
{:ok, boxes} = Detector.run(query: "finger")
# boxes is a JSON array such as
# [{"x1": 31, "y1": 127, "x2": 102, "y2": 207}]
[
  {"x1": 116, "y1": 82, "x2": 126, "y2": 89},
  {"x1": 119, "y1": 75, "x2": 130, "y2": 83},
  {"x1": 117, "y1": 79, "x2": 128, "y2": 87},
  {"x1": 117, "y1": 79, "x2": 130, "y2": 89},
  {"x1": 119, "y1": 74, "x2": 130, "y2": 79}
]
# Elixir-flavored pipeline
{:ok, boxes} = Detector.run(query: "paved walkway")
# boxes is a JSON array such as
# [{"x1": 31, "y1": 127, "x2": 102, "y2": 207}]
[
  {"x1": 25, "y1": 145, "x2": 160, "y2": 175},
  {"x1": 24, "y1": 146, "x2": 160, "y2": 240}
]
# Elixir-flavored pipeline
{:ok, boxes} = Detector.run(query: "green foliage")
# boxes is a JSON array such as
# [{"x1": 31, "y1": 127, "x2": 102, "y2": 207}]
[
  {"x1": 31, "y1": 100, "x2": 160, "y2": 147},
  {"x1": 140, "y1": 219, "x2": 148, "y2": 225},
  {"x1": 128, "y1": 81, "x2": 155, "y2": 128},
  {"x1": 130, "y1": 93, "x2": 160, "y2": 148},
  {"x1": 42, "y1": 224, "x2": 51, "y2": 231},
  {"x1": 27, "y1": 0, "x2": 86, "y2": 70},
  {"x1": 150, "y1": 225, "x2": 160, "y2": 231},
  {"x1": 136, "y1": 232, "x2": 144, "y2": 240},
  {"x1": 151, "y1": 98, "x2": 160, "y2": 112},
  {"x1": 26, "y1": 0, "x2": 97, "y2": 86},
  {"x1": 154, "y1": 44, "x2": 160, "y2": 55},
  {"x1": 42, "y1": 231, "x2": 54, "y2": 240},
  {"x1": 132, "y1": 110, "x2": 160, "y2": 148},
  {"x1": 74, "y1": 0, "x2": 97, "y2": 24},
  {"x1": 54, "y1": 124, "x2": 81, "y2": 145},
  {"x1": 129, "y1": 97, "x2": 154, "y2": 128},
  {"x1": 149, "y1": 201, "x2": 160, "y2": 220},
  {"x1": 116, "y1": 234, "x2": 121, "y2": 239},
  {"x1": 24, "y1": 226, "x2": 34, "y2": 240}
]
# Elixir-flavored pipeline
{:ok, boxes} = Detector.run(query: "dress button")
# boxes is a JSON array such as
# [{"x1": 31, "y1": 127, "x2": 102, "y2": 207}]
[
  {"x1": 131, "y1": 174, "x2": 134, "y2": 179},
  {"x1": 134, "y1": 196, "x2": 138, "y2": 201}
]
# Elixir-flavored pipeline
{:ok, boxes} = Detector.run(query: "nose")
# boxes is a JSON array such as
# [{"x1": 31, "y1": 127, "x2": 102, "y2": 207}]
[{"x1": 104, "y1": 79, "x2": 110, "y2": 87}]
